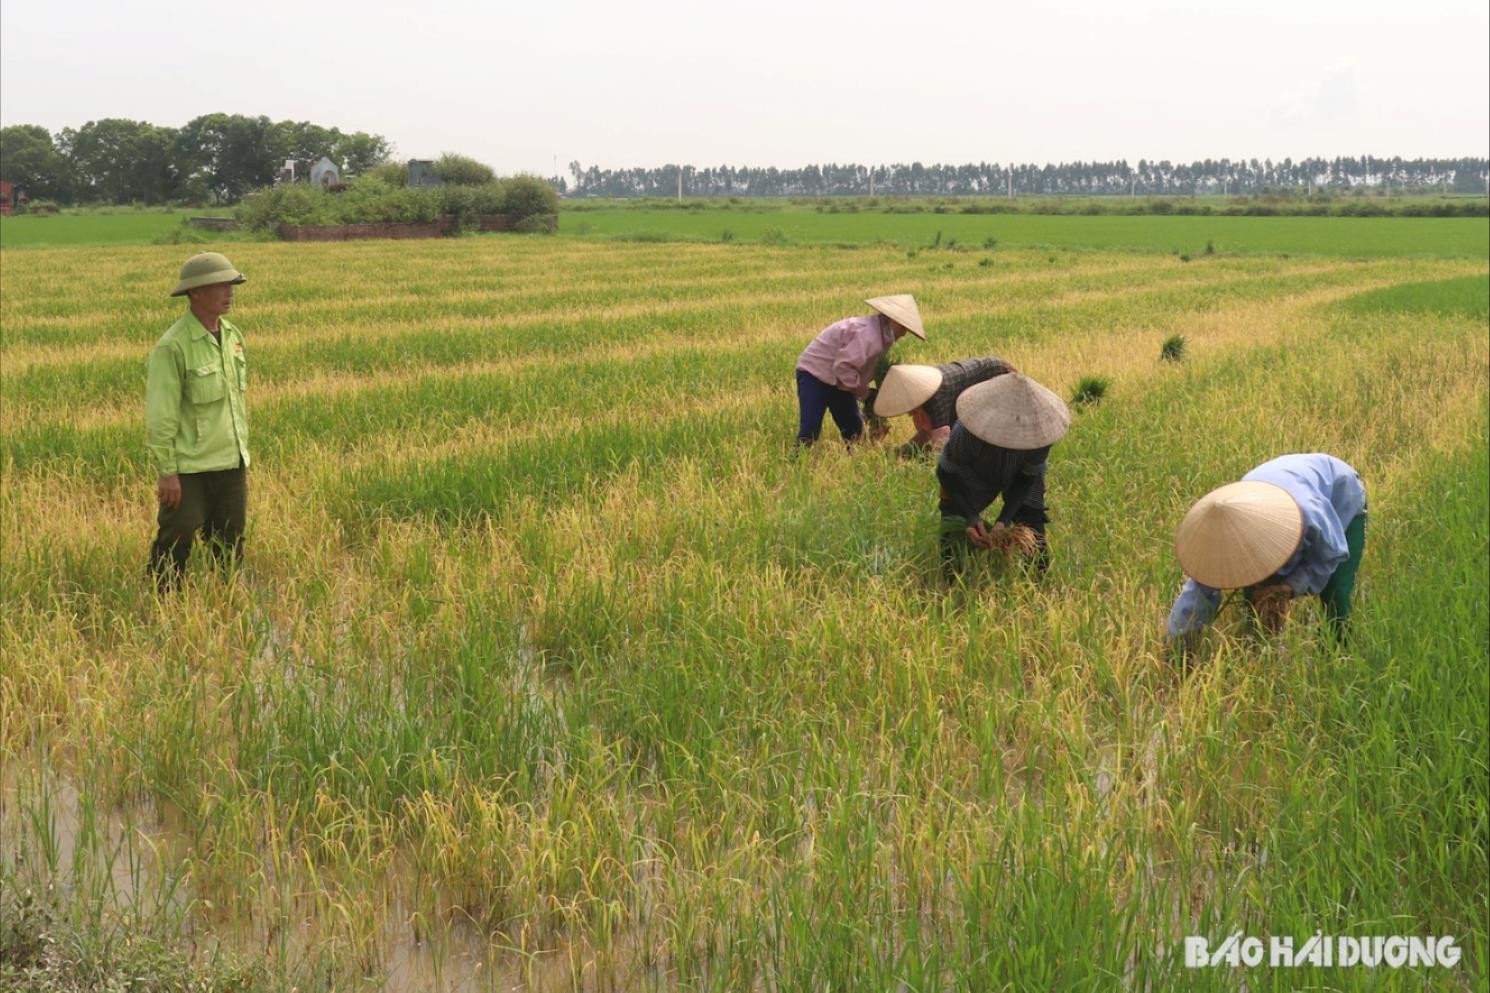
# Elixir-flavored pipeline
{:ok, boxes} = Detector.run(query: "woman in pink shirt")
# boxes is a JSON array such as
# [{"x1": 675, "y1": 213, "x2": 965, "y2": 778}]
[{"x1": 794, "y1": 294, "x2": 925, "y2": 444}]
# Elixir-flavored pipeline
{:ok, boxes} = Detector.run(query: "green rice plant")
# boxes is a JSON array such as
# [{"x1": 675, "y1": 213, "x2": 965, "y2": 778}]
[
  {"x1": 1339, "y1": 274, "x2": 1490, "y2": 321},
  {"x1": 1070, "y1": 374, "x2": 1111, "y2": 405},
  {"x1": 1161, "y1": 333, "x2": 1187, "y2": 361}
]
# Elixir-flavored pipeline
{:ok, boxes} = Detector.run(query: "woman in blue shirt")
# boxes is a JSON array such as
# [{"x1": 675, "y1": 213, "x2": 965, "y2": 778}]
[{"x1": 1168, "y1": 453, "x2": 1367, "y2": 651}]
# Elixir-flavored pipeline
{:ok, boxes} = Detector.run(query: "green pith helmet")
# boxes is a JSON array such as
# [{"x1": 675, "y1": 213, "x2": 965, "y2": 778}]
[{"x1": 171, "y1": 252, "x2": 247, "y2": 297}]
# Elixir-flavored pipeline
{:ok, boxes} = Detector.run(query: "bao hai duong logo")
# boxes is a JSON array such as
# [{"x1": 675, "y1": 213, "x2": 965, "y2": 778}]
[{"x1": 1184, "y1": 932, "x2": 1463, "y2": 970}]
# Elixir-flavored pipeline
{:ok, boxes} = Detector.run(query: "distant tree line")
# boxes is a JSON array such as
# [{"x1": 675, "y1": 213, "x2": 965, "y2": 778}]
[
  {"x1": 0, "y1": 115, "x2": 392, "y2": 205},
  {"x1": 567, "y1": 157, "x2": 1490, "y2": 198}
]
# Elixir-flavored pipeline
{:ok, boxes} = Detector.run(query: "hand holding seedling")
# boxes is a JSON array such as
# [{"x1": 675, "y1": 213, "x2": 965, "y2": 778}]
[
  {"x1": 1251, "y1": 582, "x2": 1294, "y2": 632},
  {"x1": 969, "y1": 522, "x2": 1041, "y2": 556}
]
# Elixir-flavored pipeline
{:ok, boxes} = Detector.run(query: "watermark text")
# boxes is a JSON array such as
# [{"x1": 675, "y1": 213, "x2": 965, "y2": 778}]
[{"x1": 1184, "y1": 933, "x2": 1461, "y2": 969}]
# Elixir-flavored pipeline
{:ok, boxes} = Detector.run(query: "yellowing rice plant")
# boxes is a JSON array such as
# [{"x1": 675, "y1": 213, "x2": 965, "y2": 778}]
[{"x1": 1, "y1": 236, "x2": 1486, "y2": 992}]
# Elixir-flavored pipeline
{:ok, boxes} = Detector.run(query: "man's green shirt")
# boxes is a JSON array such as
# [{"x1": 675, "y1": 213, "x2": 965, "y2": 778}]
[{"x1": 145, "y1": 311, "x2": 250, "y2": 476}]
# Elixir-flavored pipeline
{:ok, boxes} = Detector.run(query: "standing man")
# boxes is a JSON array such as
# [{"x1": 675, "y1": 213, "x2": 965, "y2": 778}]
[
  {"x1": 145, "y1": 252, "x2": 251, "y2": 589},
  {"x1": 873, "y1": 356, "x2": 1018, "y2": 456},
  {"x1": 795, "y1": 294, "x2": 925, "y2": 445},
  {"x1": 935, "y1": 373, "x2": 1070, "y2": 580},
  {"x1": 1167, "y1": 453, "x2": 1367, "y2": 652}
]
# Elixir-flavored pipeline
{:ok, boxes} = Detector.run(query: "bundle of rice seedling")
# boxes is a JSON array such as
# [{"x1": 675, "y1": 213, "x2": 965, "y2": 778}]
[
  {"x1": 1070, "y1": 375, "x2": 1110, "y2": 406},
  {"x1": 1251, "y1": 584, "x2": 1293, "y2": 633},
  {"x1": 984, "y1": 523, "x2": 1040, "y2": 557},
  {"x1": 864, "y1": 355, "x2": 899, "y2": 439}
]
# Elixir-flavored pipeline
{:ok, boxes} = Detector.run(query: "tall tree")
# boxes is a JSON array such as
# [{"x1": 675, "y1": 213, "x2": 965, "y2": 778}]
[
  {"x1": 0, "y1": 125, "x2": 71, "y2": 200},
  {"x1": 176, "y1": 113, "x2": 278, "y2": 202},
  {"x1": 59, "y1": 119, "x2": 176, "y2": 203},
  {"x1": 267, "y1": 120, "x2": 341, "y2": 173},
  {"x1": 334, "y1": 132, "x2": 393, "y2": 176}
]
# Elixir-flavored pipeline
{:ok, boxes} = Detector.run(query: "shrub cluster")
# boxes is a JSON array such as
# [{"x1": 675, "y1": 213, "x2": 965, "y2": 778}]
[{"x1": 236, "y1": 175, "x2": 559, "y2": 235}]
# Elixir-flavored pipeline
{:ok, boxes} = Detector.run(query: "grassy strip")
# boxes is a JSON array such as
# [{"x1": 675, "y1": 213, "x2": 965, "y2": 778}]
[{"x1": 560, "y1": 208, "x2": 1490, "y2": 259}]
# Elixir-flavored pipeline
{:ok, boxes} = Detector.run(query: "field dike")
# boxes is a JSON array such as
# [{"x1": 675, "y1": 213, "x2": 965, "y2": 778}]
[{"x1": 2, "y1": 239, "x2": 1486, "y2": 991}]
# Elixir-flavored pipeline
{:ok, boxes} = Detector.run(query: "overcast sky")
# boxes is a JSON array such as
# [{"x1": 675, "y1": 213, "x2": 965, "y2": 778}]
[{"x1": 2, "y1": 0, "x2": 1486, "y2": 175}]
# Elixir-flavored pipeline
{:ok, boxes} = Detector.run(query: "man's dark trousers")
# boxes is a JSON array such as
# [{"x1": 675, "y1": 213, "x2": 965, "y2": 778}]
[{"x1": 149, "y1": 464, "x2": 247, "y2": 588}]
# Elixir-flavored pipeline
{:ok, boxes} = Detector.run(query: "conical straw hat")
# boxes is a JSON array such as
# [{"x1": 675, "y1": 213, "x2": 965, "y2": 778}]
[
  {"x1": 1175, "y1": 481, "x2": 1304, "y2": 589},
  {"x1": 865, "y1": 294, "x2": 925, "y2": 339},
  {"x1": 955, "y1": 373, "x2": 1070, "y2": 449},
  {"x1": 873, "y1": 364, "x2": 943, "y2": 416}
]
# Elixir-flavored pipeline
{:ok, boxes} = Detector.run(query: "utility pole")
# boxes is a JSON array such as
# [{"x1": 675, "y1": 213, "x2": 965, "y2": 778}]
[
  {"x1": 1131, "y1": 175, "x2": 1137, "y2": 197},
  {"x1": 1007, "y1": 165, "x2": 1013, "y2": 200},
  {"x1": 869, "y1": 169, "x2": 874, "y2": 197},
  {"x1": 677, "y1": 168, "x2": 683, "y2": 202}
]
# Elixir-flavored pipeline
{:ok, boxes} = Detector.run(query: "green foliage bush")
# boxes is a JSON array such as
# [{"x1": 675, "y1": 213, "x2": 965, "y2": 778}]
[
  {"x1": 502, "y1": 174, "x2": 560, "y2": 220},
  {"x1": 337, "y1": 181, "x2": 440, "y2": 224},
  {"x1": 513, "y1": 214, "x2": 557, "y2": 234},
  {"x1": 151, "y1": 222, "x2": 211, "y2": 246},
  {"x1": 432, "y1": 152, "x2": 496, "y2": 186},
  {"x1": 235, "y1": 174, "x2": 559, "y2": 236},
  {"x1": 438, "y1": 182, "x2": 506, "y2": 232},
  {"x1": 366, "y1": 160, "x2": 410, "y2": 187},
  {"x1": 235, "y1": 183, "x2": 332, "y2": 231}
]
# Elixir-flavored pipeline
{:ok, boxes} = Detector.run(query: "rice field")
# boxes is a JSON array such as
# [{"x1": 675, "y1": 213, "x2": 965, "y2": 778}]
[
  {"x1": 563, "y1": 206, "x2": 1490, "y2": 258},
  {"x1": 4, "y1": 202, "x2": 1487, "y2": 258},
  {"x1": 1, "y1": 233, "x2": 1486, "y2": 991},
  {"x1": 0, "y1": 208, "x2": 197, "y2": 249}
]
